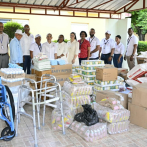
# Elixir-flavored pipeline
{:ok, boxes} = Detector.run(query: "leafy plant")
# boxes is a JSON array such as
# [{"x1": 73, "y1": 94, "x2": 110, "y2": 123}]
[
  {"x1": 138, "y1": 41, "x2": 147, "y2": 53},
  {"x1": 130, "y1": 10, "x2": 147, "y2": 41},
  {"x1": 3, "y1": 21, "x2": 24, "y2": 40},
  {"x1": 53, "y1": 39, "x2": 70, "y2": 43}
]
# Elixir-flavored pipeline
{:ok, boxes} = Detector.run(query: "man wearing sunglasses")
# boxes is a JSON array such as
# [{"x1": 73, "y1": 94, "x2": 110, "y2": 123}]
[{"x1": 20, "y1": 24, "x2": 35, "y2": 74}]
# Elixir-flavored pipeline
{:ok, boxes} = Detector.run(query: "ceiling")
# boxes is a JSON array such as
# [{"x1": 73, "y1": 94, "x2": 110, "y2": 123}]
[{"x1": 0, "y1": 0, "x2": 146, "y2": 19}]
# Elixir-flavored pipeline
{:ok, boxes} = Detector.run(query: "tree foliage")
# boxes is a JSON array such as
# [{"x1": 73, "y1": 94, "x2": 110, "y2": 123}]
[
  {"x1": 3, "y1": 21, "x2": 24, "y2": 40},
  {"x1": 130, "y1": 10, "x2": 147, "y2": 40}
]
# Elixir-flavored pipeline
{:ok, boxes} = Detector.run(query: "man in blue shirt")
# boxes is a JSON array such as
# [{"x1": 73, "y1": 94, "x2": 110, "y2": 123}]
[{"x1": 10, "y1": 29, "x2": 23, "y2": 67}]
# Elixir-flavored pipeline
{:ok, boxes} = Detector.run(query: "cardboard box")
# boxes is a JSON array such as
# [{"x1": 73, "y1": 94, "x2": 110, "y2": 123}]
[
  {"x1": 96, "y1": 91, "x2": 128, "y2": 109},
  {"x1": 105, "y1": 64, "x2": 114, "y2": 68},
  {"x1": 129, "y1": 102, "x2": 147, "y2": 129},
  {"x1": 96, "y1": 67, "x2": 118, "y2": 81},
  {"x1": 25, "y1": 74, "x2": 37, "y2": 81},
  {"x1": 118, "y1": 68, "x2": 128, "y2": 75},
  {"x1": 55, "y1": 74, "x2": 70, "y2": 86},
  {"x1": 2, "y1": 81, "x2": 22, "y2": 87},
  {"x1": 51, "y1": 64, "x2": 72, "y2": 76},
  {"x1": 0, "y1": 71, "x2": 25, "y2": 79},
  {"x1": 132, "y1": 83, "x2": 147, "y2": 108},
  {"x1": 137, "y1": 57, "x2": 146, "y2": 64},
  {"x1": 31, "y1": 69, "x2": 51, "y2": 77}
]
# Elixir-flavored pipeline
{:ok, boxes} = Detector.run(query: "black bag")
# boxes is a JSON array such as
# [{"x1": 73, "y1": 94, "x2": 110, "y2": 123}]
[{"x1": 74, "y1": 104, "x2": 99, "y2": 126}]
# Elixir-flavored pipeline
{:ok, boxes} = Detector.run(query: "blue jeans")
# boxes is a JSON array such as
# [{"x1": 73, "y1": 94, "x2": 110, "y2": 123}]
[
  {"x1": 113, "y1": 54, "x2": 123, "y2": 68},
  {"x1": 79, "y1": 57, "x2": 87, "y2": 65},
  {"x1": 23, "y1": 55, "x2": 31, "y2": 74},
  {"x1": 101, "y1": 53, "x2": 112, "y2": 64}
]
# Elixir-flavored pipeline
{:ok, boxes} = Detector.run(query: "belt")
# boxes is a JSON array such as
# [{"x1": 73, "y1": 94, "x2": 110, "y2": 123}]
[{"x1": 0, "y1": 53, "x2": 7, "y2": 56}]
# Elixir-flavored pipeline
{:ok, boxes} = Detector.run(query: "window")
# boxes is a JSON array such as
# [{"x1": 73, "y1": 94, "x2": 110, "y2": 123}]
[
  {"x1": 71, "y1": 23, "x2": 89, "y2": 40},
  {"x1": 0, "y1": 19, "x2": 11, "y2": 24},
  {"x1": 12, "y1": 19, "x2": 29, "y2": 26}
]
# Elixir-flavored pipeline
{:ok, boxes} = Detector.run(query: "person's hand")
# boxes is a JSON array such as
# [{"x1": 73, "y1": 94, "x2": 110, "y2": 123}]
[
  {"x1": 124, "y1": 56, "x2": 126, "y2": 61},
  {"x1": 90, "y1": 52, "x2": 92, "y2": 57},
  {"x1": 87, "y1": 57, "x2": 89, "y2": 60},
  {"x1": 99, "y1": 56, "x2": 101, "y2": 60},
  {"x1": 72, "y1": 59, "x2": 75, "y2": 64},
  {"x1": 32, "y1": 61, "x2": 34, "y2": 65},
  {"x1": 130, "y1": 55, "x2": 133, "y2": 61},
  {"x1": 23, "y1": 56, "x2": 25, "y2": 62},
  {"x1": 118, "y1": 58, "x2": 121, "y2": 63},
  {"x1": 108, "y1": 56, "x2": 112, "y2": 62},
  {"x1": 16, "y1": 63, "x2": 20, "y2": 66}
]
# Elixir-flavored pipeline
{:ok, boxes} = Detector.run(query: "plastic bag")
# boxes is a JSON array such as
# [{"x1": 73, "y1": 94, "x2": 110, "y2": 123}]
[
  {"x1": 74, "y1": 104, "x2": 99, "y2": 126},
  {"x1": 93, "y1": 103, "x2": 130, "y2": 123},
  {"x1": 70, "y1": 121, "x2": 107, "y2": 142},
  {"x1": 63, "y1": 81, "x2": 92, "y2": 96},
  {"x1": 108, "y1": 120, "x2": 130, "y2": 134}
]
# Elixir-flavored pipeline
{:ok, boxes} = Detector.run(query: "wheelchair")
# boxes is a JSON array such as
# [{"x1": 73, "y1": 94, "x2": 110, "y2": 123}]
[{"x1": 0, "y1": 76, "x2": 15, "y2": 141}]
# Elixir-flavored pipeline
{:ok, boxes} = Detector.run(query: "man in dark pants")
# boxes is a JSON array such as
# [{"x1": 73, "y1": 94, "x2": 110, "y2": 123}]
[
  {"x1": 99, "y1": 31, "x2": 115, "y2": 64},
  {"x1": 20, "y1": 24, "x2": 34, "y2": 74},
  {"x1": 0, "y1": 22, "x2": 9, "y2": 69},
  {"x1": 86, "y1": 28, "x2": 100, "y2": 60}
]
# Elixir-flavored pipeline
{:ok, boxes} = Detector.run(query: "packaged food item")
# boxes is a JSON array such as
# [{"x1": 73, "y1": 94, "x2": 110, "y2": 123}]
[
  {"x1": 52, "y1": 109, "x2": 73, "y2": 131},
  {"x1": 93, "y1": 103, "x2": 130, "y2": 123},
  {"x1": 85, "y1": 82, "x2": 94, "y2": 85},
  {"x1": 61, "y1": 91, "x2": 91, "y2": 109},
  {"x1": 84, "y1": 77, "x2": 95, "y2": 81},
  {"x1": 63, "y1": 81, "x2": 93, "y2": 96},
  {"x1": 81, "y1": 60, "x2": 104, "y2": 65},
  {"x1": 70, "y1": 121, "x2": 107, "y2": 142},
  {"x1": 94, "y1": 80, "x2": 118, "y2": 86},
  {"x1": 94, "y1": 85, "x2": 119, "y2": 91},
  {"x1": 107, "y1": 121, "x2": 130, "y2": 134}
]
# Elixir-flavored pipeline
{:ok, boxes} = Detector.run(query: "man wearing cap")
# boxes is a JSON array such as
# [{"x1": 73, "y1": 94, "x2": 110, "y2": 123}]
[
  {"x1": 41, "y1": 33, "x2": 57, "y2": 59},
  {"x1": 20, "y1": 24, "x2": 35, "y2": 74},
  {"x1": 86, "y1": 28, "x2": 100, "y2": 60},
  {"x1": 99, "y1": 31, "x2": 115, "y2": 64},
  {"x1": 30, "y1": 34, "x2": 42, "y2": 65},
  {"x1": 0, "y1": 22, "x2": 9, "y2": 69},
  {"x1": 124, "y1": 28, "x2": 138, "y2": 70},
  {"x1": 10, "y1": 29, "x2": 23, "y2": 67}
]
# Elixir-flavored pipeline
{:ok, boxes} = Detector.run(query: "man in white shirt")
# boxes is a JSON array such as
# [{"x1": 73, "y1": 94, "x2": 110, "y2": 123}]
[
  {"x1": 0, "y1": 22, "x2": 9, "y2": 69},
  {"x1": 113, "y1": 35, "x2": 125, "y2": 68},
  {"x1": 30, "y1": 34, "x2": 42, "y2": 65},
  {"x1": 124, "y1": 28, "x2": 138, "y2": 70},
  {"x1": 41, "y1": 33, "x2": 57, "y2": 60},
  {"x1": 100, "y1": 31, "x2": 115, "y2": 64},
  {"x1": 86, "y1": 28, "x2": 100, "y2": 60},
  {"x1": 21, "y1": 24, "x2": 35, "y2": 74}
]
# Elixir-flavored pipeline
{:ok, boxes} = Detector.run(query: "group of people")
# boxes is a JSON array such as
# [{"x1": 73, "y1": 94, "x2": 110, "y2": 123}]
[{"x1": 0, "y1": 22, "x2": 138, "y2": 75}]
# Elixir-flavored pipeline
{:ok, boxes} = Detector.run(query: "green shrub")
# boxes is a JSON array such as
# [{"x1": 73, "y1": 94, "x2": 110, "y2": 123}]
[
  {"x1": 138, "y1": 41, "x2": 147, "y2": 53},
  {"x1": 53, "y1": 39, "x2": 70, "y2": 43},
  {"x1": 3, "y1": 22, "x2": 24, "y2": 40}
]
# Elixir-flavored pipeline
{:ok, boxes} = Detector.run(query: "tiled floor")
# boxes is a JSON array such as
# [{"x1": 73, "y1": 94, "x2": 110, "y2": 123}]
[{"x1": 0, "y1": 104, "x2": 147, "y2": 147}]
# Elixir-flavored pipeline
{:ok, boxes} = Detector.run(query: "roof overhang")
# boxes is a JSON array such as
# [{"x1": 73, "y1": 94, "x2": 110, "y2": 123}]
[{"x1": 0, "y1": 0, "x2": 145, "y2": 19}]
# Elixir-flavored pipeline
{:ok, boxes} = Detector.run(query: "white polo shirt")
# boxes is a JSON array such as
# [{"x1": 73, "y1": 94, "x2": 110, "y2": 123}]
[
  {"x1": 29, "y1": 42, "x2": 41, "y2": 57},
  {"x1": 20, "y1": 33, "x2": 35, "y2": 56},
  {"x1": 114, "y1": 42, "x2": 125, "y2": 55},
  {"x1": 41, "y1": 42, "x2": 57, "y2": 60},
  {"x1": 86, "y1": 36, "x2": 100, "y2": 58},
  {"x1": 126, "y1": 34, "x2": 138, "y2": 56},
  {"x1": 0, "y1": 33, "x2": 9, "y2": 54},
  {"x1": 100, "y1": 38, "x2": 115, "y2": 54}
]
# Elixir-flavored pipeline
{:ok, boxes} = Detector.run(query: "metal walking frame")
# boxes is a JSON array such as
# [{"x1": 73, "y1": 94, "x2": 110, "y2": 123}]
[{"x1": 15, "y1": 74, "x2": 65, "y2": 147}]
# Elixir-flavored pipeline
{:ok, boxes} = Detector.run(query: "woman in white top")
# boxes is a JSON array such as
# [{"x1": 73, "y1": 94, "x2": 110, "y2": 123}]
[
  {"x1": 56, "y1": 35, "x2": 67, "y2": 61},
  {"x1": 113, "y1": 35, "x2": 125, "y2": 68},
  {"x1": 67, "y1": 32, "x2": 79, "y2": 65}
]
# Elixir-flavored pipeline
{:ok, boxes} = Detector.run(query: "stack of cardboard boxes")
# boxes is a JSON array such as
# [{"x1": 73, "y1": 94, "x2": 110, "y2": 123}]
[{"x1": 129, "y1": 83, "x2": 147, "y2": 129}]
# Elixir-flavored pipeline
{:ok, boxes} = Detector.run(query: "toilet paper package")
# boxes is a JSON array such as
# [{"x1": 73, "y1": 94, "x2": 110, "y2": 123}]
[
  {"x1": 70, "y1": 121, "x2": 107, "y2": 142},
  {"x1": 93, "y1": 103, "x2": 130, "y2": 123},
  {"x1": 107, "y1": 120, "x2": 130, "y2": 134},
  {"x1": 63, "y1": 81, "x2": 92, "y2": 96}
]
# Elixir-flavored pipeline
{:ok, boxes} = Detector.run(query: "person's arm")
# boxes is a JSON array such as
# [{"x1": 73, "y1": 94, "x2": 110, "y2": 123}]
[
  {"x1": 54, "y1": 53, "x2": 57, "y2": 59},
  {"x1": 130, "y1": 44, "x2": 138, "y2": 61},
  {"x1": 118, "y1": 44, "x2": 125, "y2": 63},
  {"x1": 87, "y1": 47, "x2": 90, "y2": 60},
  {"x1": 10, "y1": 40, "x2": 19, "y2": 64},
  {"x1": 99, "y1": 47, "x2": 102, "y2": 58},
  {"x1": 54, "y1": 43, "x2": 58, "y2": 59},
  {"x1": 58, "y1": 44, "x2": 67, "y2": 58},
  {"x1": 90, "y1": 45, "x2": 100, "y2": 54},
  {"x1": 72, "y1": 42, "x2": 79, "y2": 64},
  {"x1": 108, "y1": 41, "x2": 115, "y2": 62}
]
